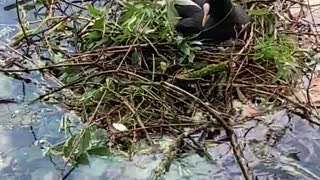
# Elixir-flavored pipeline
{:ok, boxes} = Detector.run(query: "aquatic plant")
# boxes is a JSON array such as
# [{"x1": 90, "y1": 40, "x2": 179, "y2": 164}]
[{"x1": 3, "y1": 0, "x2": 316, "y2": 179}]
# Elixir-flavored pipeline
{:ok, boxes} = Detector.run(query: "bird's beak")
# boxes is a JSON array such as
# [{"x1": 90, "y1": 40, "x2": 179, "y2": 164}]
[{"x1": 202, "y1": 3, "x2": 210, "y2": 27}]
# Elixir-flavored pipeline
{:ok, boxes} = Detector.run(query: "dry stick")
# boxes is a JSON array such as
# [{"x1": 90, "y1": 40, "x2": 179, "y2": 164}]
[
  {"x1": 0, "y1": 41, "x2": 33, "y2": 63},
  {"x1": 29, "y1": 73, "x2": 88, "y2": 104},
  {"x1": 160, "y1": 82, "x2": 253, "y2": 180},
  {"x1": 59, "y1": 89, "x2": 108, "y2": 180},
  {"x1": 67, "y1": 42, "x2": 169, "y2": 62},
  {"x1": 0, "y1": 62, "x2": 99, "y2": 72},
  {"x1": 60, "y1": 0, "x2": 87, "y2": 10},
  {"x1": 11, "y1": 17, "x2": 69, "y2": 48},
  {"x1": 306, "y1": 65, "x2": 316, "y2": 106},
  {"x1": 15, "y1": 0, "x2": 30, "y2": 52},
  {"x1": 151, "y1": 123, "x2": 209, "y2": 180},
  {"x1": 29, "y1": 69, "x2": 149, "y2": 103},
  {"x1": 48, "y1": 0, "x2": 55, "y2": 19},
  {"x1": 116, "y1": 19, "x2": 153, "y2": 71},
  {"x1": 306, "y1": 0, "x2": 320, "y2": 45},
  {"x1": 127, "y1": 101, "x2": 153, "y2": 145},
  {"x1": 225, "y1": 23, "x2": 255, "y2": 111},
  {"x1": 162, "y1": 82, "x2": 227, "y2": 127},
  {"x1": 229, "y1": 23, "x2": 255, "y2": 82},
  {"x1": 84, "y1": 42, "x2": 162, "y2": 54},
  {"x1": 304, "y1": 2, "x2": 320, "y2": 114},
  {"x1": 248, "y1": 88, "x2": 320, "y2": 125},
  {"x1": 143, "y1": 36, "x2": 169, "y2": 62},
  {"x1": 116, "y1": 36, "x2": 139, "y2": 70},
  {"x1": 113, "y1": 93, "x2": 153, "y2": 145}
]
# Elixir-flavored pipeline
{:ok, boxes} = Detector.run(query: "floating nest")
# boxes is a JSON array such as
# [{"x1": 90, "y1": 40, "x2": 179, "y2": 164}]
[{"x1": 1, "y1": 0, "x2": 320, "y2": 179}]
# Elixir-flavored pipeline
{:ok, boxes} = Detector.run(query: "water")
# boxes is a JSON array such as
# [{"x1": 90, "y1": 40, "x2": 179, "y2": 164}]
[
  {"x1": 1, "y1": 1, "x2": 320, "y2": 180},
  {"x1": 0, "y1": 74, "x2": 64, "y2": 179}
]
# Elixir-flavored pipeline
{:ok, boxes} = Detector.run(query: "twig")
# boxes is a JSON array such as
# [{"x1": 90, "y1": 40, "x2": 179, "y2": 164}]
[
  {"x1": 15, "y1": 0, "x2": 30, "y2": 53},
  {"x1": 29, "y1": 69, "x2": 149, "y2": 103},
  {"x1": 117, "y1": 81, "x2": 253, "y2": 180},
  {"x1": 113, "y1": 93, "x2": 154, "y2": 145},
  {"x1": 116, "y1": 36, "x2": 139, "y2": 70},
  {"x1": 0, "y1": 62, "x2": 100, "y2": 73},
  {"x1": 161, "y1": 82, "x2": 253, "y2": 180},
  {"x1": 248, "y1": 88, "x2": 320, "y2": 125},
  {"x1": 60, "y1": 89, "x2": 107, "y2": 179},
  {"x1": 151, "y1": 123, "x2": 209, "y2": 180}
]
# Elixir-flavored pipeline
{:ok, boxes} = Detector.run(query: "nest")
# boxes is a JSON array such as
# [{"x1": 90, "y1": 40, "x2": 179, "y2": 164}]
[{"x1": 2, "y1": 0, "x2": 320, "y2": 179}]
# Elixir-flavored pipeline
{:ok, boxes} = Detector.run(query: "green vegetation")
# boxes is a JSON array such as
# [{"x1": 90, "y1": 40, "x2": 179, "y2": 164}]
[
  {"x1": 255, "y1": 35, "x2": 299, "y2": 80},
  {"x1": 83, "y1": 1, "x2": 175, "y2": 49}
]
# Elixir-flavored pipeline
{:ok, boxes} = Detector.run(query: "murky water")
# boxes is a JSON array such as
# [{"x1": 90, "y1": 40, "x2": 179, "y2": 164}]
[
  {"x1": 0, "y1": 73, "x2": 63, "y2": 179},
  {"x1": 1, "y1": 1, "x2": 320, "y2": 180}
]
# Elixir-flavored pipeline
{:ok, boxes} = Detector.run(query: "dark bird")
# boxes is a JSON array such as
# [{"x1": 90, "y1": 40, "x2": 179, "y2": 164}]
[
  {"x1": 174, "y1": 0, "x2": 206, "y2": 35},
  {"x1": 174, "y1": 0, "x2": 251, "y2": 43}
]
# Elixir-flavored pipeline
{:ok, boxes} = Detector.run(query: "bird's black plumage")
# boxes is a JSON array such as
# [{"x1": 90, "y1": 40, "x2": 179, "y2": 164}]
[
  {"x1": 174, "y1": 0, "x2": 251, "y2": 43},
  {"x1": 198, "y1": 0, "x2": 251, "y2": 42},
  {"x1": 174, "y1": 0, "x2": 206, "y2": 34}
]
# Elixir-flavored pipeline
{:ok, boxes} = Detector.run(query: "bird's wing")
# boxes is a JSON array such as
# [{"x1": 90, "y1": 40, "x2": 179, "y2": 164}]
[{"x1": 175, "y1": 0, "x2": 201, "y2": 9}]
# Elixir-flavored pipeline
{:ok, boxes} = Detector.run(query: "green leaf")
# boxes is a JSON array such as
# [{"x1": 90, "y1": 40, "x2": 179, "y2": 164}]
[
  {"x1": 87, "y1": 4, "x2": 103, "y2": 17},
  {"x1": 87, "y1": 147, "x2": 110, "y2": 156},
  {"x1": 179, "y1": 42, "x2": 191, "y2": 56},
  {"x1": 76, "y1": 153, "x2": 90, "y2": 165},
  {"x1": 188, "y1": 53, "x2": 195, "y2": 63},
  {"x1": 131, "y1": 48, "x2": 140, "y2": 65},
  {"x1": 91, "y1": 128, "x2": 107, "y2": 144},
  {"x1": 254, "y1": 35, "x2": 298, "y2": 80},
  {"x1": 60, "y1": 67, "x2": 83, "y2": 82},
  {"x1": 59, "y1": 116, "x2": 72, "y2": 132},
  {"x1": 190, "y1": 62, "x2": 228, "y2": 78},
  {"x1": 78, "y1": 129, "x2": 91, "y2": 153},
  {"x1": 63, "y1": 135, "x2": 76, "y2": 156},
  {"x1": 93, "y1": 18, "x2": 105, "y2": 33},
  {"x1": 248, "y1": 9, "x2": 268, "y2": 16},
  {"x1": 86, "y1": 31, "x2": 102, "y2": 41}
]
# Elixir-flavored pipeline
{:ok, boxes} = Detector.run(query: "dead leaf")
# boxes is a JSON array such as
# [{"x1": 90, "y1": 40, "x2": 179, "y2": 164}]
[
  {"x1": 232, "y1": 100, "x2": 259, "y2": 118},
  {"x1": 288, "y1": 4, "x2": 304, "y2": 21},
  {"x1": 241, "y1": 105, "x2": 259, "y2": 118}
]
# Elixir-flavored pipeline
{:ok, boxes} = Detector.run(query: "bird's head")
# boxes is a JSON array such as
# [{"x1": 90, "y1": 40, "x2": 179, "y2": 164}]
[{"x1": 201, "y1": 0, "x2": 233, "y2": 26}]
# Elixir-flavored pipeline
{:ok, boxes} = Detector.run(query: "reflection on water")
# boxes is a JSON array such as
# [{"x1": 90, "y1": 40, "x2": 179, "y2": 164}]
[
  {"x1": 0, "y1": 0, "x2": 26, "y2": 43},
  {"x1": 0, "y1": 126, "x2": 57, "y2": 180},
  {"x1": 0, "y1": 74, "x2": 63, "y2": 180}
]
